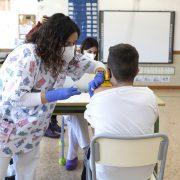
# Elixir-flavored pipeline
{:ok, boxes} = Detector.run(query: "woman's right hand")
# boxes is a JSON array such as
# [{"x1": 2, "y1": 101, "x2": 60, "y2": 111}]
[
  {"x1": 45, "y1": 87, "x2": 81, "y2": 103},
  {"x1": 88, "y1": 72, "x2": 105, "y2": 97}
]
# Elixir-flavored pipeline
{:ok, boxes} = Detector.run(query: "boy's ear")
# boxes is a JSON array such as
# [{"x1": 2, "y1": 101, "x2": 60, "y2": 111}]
[{"x1": 107, "y1": 67, "x2": 112, "y2": 79}]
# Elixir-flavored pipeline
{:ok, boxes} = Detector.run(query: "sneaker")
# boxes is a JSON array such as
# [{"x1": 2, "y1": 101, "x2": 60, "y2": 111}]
[
  {"x1": 5, "y1": 175, "x2": 15, "y2": 180},
  {"x1": 65, "y1": 157, "x2": 78, "y2": 171},
  {"x1": 44, "y1": 127, "x2": 60, "y2": 139},
  {"x1": 51, "y1": 123, "x2": 63, "y2": 134},
  {"x1": 50, "y1": 115, "x2": 64, "y2": 134}
]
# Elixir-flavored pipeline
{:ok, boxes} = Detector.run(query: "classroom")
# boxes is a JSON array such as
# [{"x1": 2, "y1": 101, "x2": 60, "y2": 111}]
[{"x1": 0, "y1": 0, "x2": 180, "y2": 180}]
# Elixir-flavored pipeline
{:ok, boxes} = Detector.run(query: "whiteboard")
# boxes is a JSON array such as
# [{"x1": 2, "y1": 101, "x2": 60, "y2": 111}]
[{"x1": 99, "y1": 11, "x2": 175, "y2": 63}]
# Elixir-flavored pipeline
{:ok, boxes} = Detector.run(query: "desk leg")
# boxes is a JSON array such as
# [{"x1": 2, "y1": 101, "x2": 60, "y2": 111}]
[
  {"x1": 59, "y1": 116, "x2": 66, "y2": 166},
  {"x1": 154, "y1": 116, "x2": 159, "y2": 133}
]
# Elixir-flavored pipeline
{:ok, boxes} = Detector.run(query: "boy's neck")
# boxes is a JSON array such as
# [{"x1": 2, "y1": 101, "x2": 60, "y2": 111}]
[{"x1": 111, "y1": 81, "x2": 133, "y2": 87}]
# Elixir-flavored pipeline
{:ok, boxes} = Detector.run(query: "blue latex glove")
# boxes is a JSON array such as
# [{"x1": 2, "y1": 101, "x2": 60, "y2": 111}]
[
  {"x1": 45, "y1": 87, "x2": 81, "y2": 103},
  {"x1": 88, "y1": 72, "x2": 105, "y2": 97}
]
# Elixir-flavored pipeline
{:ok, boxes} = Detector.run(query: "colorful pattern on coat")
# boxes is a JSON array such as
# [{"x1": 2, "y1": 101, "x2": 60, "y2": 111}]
[{"x1": 0, "y1": 43, "x2": 98, "y2": 155}]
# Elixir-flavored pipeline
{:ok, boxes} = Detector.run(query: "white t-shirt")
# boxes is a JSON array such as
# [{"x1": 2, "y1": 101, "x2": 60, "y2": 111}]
[{"x1": 84, "y1": 86, "x2": 159, "y2": 180}]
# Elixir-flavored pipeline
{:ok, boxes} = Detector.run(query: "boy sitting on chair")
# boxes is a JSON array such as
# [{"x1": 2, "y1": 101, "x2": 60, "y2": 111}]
[{"x1": 83, "y1": 43, "x2": 159, "y2": 180}]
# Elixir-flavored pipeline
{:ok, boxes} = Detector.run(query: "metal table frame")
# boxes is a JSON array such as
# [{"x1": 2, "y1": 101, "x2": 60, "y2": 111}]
[{"x1": 53, "y1": 105, "x2": 86, "y2": 165}]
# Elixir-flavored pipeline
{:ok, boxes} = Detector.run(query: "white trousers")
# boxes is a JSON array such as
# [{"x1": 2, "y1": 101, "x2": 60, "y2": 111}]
[
  {"x1": 65, "y1": 114, "x2": 90, "y2": 160},
  {"x1": 0, "y1": 145, "x2": 40, "y2": 180}
]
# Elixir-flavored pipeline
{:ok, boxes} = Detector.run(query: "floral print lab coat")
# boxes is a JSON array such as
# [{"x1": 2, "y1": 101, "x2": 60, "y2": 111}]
[{"x1": 0, "y1": 43, "x2": 101, "y2": 155}]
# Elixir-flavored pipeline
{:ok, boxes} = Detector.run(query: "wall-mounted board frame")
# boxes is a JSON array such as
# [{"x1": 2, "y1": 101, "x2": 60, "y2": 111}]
[{"x1": 99, "y1": 10, "x2": 175, "y2": 64}]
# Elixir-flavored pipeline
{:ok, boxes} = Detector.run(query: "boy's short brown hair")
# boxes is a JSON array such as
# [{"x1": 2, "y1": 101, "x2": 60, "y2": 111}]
[{"x1": 107, "y1": 43, "x2": 139, "y2": 82}]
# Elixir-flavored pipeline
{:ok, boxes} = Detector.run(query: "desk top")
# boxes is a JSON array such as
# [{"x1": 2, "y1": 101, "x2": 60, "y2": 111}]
[
  {"x1": 57, "y1": 93, "x2": 89, "y2": 106},
  {"x1": 56, "y1": 93, "x2": 165, "y2": 107}
]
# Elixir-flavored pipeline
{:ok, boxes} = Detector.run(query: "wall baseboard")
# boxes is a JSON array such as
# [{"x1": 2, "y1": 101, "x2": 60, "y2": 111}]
[
  {"x1": 0, "y1": 49, "x2": 12, "y2": 52},
  {"x1": 147, "y1": 86, "x2": 180, "y2": 89},
  {"x1": 174, "y1": 51, "x2": 180, "y2": 55}
]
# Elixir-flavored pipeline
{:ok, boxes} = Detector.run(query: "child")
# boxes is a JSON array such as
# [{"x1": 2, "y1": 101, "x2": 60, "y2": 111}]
[{"x1": 83, "y1": 43, "x2": 159, "y2": 180}]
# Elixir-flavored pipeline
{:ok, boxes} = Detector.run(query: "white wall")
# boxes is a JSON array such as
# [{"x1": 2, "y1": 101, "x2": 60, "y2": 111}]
[
  {"x1": 99, "y1": 0, "x2": 180, "y2": 86},
  {"x1": 11, "y1": 0, "x2": 68, "y2": 18},
  {"x1": 10, "y1": 0, "x2": 68, "y2": 22},
  {"x1": 0, "y1": 0, "x2": 68, "y2": 48},
  {"x1": 0, "y1": 11, "x2": 18, "y2": 48},
  {"x1": 99, "y1": 0, "x2": 180, "y2": 51},
  {"x1": 11, "y1": 0, "x2": 38, "y2": 14},
  {"x1": 0, "y1": 0, "x2": 39, "y2": 48},
  {"x1": 37, "y1": 0, "x2": 68, "y2": 21}
]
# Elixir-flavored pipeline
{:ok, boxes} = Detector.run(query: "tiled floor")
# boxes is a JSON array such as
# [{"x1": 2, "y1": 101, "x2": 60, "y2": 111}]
[{"x1": 36, "y1": 89, "x2": 180, "y2": 180}]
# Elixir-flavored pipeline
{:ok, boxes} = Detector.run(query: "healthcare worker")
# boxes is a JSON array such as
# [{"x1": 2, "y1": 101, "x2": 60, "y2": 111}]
[
  {"x1": 27, "y1": 15, "x2": 62, "y2": 139},
  {"x1": 0, "y1": 13, "x2": 105, "y2": 180},
  {"x1": 65, "y1": 37, "x2": 99, "y2": 171}
]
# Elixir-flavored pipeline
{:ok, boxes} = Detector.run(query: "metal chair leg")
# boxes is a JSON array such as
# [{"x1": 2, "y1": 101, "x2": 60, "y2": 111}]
[{"x1": 59, "y1": 116, "x2": 66, "y2": 166}]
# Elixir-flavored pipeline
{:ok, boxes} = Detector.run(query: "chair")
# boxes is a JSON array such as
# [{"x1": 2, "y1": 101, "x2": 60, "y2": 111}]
[{"x1": 87, "y1": 133, "x2": 168, "y2": 180}]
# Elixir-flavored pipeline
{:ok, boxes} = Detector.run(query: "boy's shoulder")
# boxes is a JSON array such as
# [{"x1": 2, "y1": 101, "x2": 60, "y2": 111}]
[
  {"x1": 94, "y1": 86, "x2": 153, "y2": 95},
  {"x1": 91, "y1": 86, "x2": 156, "y2": 102}
]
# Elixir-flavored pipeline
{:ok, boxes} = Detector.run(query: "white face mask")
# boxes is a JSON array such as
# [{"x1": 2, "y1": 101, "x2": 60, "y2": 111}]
[
  {"x1": 84, "y1": 51, "x2": 96, "y2": 60},
  {"x1": 63, "y1": 45, "x2": 75, "y2": 63}
]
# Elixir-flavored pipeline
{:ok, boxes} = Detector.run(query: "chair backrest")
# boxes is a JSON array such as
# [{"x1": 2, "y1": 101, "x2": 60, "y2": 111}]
[{"x1": 90, "y1": 133, "x2": 168, "y2": 180}]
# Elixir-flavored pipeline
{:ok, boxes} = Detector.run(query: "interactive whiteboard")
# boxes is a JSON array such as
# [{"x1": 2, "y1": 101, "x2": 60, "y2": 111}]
[{"x1": 99, "y1": 11, "x2": 175, "y2": 63}]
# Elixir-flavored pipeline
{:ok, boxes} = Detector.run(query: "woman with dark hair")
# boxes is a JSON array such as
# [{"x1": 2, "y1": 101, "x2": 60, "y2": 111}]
[
  {"x1": 65, "y1": 37, "x2": 100, "y2": 171},
  {"x1": 0, "y1": 13, "x2": 105, "y2": 179},
  {"x1": 80, "y1": 37, "x2": 98, "y2": 60},
  {"x1": 27, "y1": 15, "x2": 62, "y2": 139}
]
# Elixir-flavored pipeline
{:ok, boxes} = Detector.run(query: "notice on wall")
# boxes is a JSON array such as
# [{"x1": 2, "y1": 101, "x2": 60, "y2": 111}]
[
  {"x1": 68, "y1": 0, "x2": 98, "y2": 45},
  {"x1": 18, "y1": 14, "x2": 36, "y2": 39},
  {"x1": 135, "y1": 75, "x2": 171, "y2": 83},
  {"x1": 139, "y1": 66, "x2": 175, "y2": 75}
]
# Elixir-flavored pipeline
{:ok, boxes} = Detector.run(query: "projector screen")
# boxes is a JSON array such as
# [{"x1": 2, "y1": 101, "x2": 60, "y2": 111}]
[{"x1": 99, "y1": 11, "x2": 175, "y2": 63}]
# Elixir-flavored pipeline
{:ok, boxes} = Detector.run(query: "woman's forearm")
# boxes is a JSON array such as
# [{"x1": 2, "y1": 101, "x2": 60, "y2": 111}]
[{"x1": 14, "y1": 92, "x2": 45, "y2": 107}]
